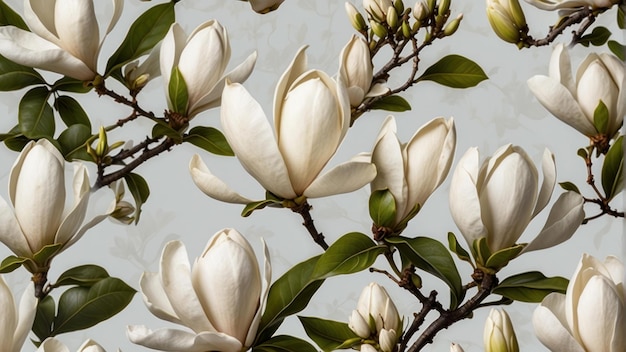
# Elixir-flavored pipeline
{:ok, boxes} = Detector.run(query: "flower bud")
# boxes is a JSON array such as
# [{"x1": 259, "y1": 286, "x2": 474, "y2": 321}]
[
  {"x1": 95, "y1": 126, "x2": 108, "y2": 158},
  {"x1": 370, "y1": 20, "x2": 389, "y2": 37},
  {"x1": 364, "y1": 0, "x2": 393, "y2": 21},
  {"x1": 346, "y1": 2, "x2": 368, "y2": 31},
  {"x1": 438, "y1": 0, "x2": 451, "y2": 16},
  {"x1": 486, "y1": 0, "x2": 527, "y2": 44},
  {"x1": 443, "y1": 13, "x2": 462, "y2": 36},
  {"x1": 402, "y1": 20, "x2": 412, "y2": 37},
  {"x1": 484, "y1": 309, "x2": 519, "y2": 352},
  {"x1": 386, "y1": 6, "x2": 399, "y2": 28},
  {"x1": 413, "y1": 1, "x2": 429, "y2": 20},
  {"x1": 379, "y1": 329, "x2": 397, "y2": 352},
  {"x1": 394, "y1": 0, "x2": 405, "y2": 14}
]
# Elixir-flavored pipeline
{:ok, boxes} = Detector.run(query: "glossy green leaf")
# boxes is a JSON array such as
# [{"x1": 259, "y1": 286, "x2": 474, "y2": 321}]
[
  {"x1": 558, "y1": 181, "x2": 580, "y2": 194},
  {"x1": 242, "y1": 199, "x2": 281, "y2": 217},
  {"x1": 257, "y1": 256, "x2": 324, "y2": 343},
  {"x1": 152, "y1": 123, "x2": 183, "y2": 142},
  {"x1": 168, "y1": 66, "x2": 189, "y2": 115},
  {"x1": 0, "y1": 55, "x2": 44, "y2": 91},
  {"x1": 57, "y1": 124, "x2": 93, "y2": 161},
  {"x1": 124, "y1": 172, "x2": 150, "y2": 224},
  {"x1": 53, "y1": 277, "x2": 135, "y2": 335},
  {"x1": 0, "y1": 1, "x2": 28, "y2": 30},
  {"x1": 484, "y1": 244, "x2": 524, "y2": 271},
  {"x1": 601, "y1": 135, "x2": 623, "y2": 201},
  {"x1": 593, "y1": 100, "x2": 609, "y2": 134},
  {"x1": 32, "y1": 295, "x2": 55, "y2": 341},
  {"x1": 447, "y1": 232, "x2": 471, "y2": 263},
  {"x1": 608, "y1": 40, "x2": 625, "y2": 61},
  {"x1": 53, "y1": 265, "x2": 110, "y2": 288},
  {"x1": 577, "y1": 147, "x2": 589, "y2": 160},
  {"x1": 417, "y1": 54, "x2": 488, "y2": 88},
  {"x1": 493, "y1": 271, "x2": 568, "y2": 302},
  {"x1": 618, "y1": 4, "x2": 625, "y2": 29},
  {"x1": 183, "y1": 126, "x2": 234, "y2": 156},
  {"x1": 32, "y1": 243, "x2": 63, "y2": 267},
  {"x1": 578, "y1": 26, "x2": 611, "y2": 47},
  {"x1": 368, "y1": 95, "x2": 411, "y2": 112},
  {"x1": 19, "y1": 87, "x2": 54, "y2": 139},
  {"x1": 2, "y1": 134, "x2": 30, "y2": 151},
  {"x1": 50, "y1": 76, "x2": 92, "y2": 93},
  {"x1": 298, "y1": 316, "x2": 360, "y2": 352},
  {"x1": 368, "y1": 189, "x2": 397, "y2": 228},
  {"x1": 0, "y1": 255, "x2": 27, "y2": 273},
  {"x1": 472, "y1": 237, "x2": 491, "y2": 265},
  {"x1": 386, "y1": 236, "x2": 464, "y2": 309},
  {"x1": 54, "y1": 96, "x2": 91, "y2": 128},
  {"x1": 253, "y1": 335, "x2": 318, "y2": 352},
  {"x1": 105, "y1": 2, "x2": 175, "y2": 75},
  {"x1": 312, "y1": 232, "x2": 385, "y2": 279}
]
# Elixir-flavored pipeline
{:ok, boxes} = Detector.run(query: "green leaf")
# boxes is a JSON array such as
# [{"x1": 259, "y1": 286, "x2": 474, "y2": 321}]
[
  {"x1": 312, "y1": 232, "x2": 386, "y2": 279},
  {"x1": 168, "y1": 66, "x2": 189, "y2": 115},
  {"x1": 298, "y1": 317, "x2": 360, "y2": 352},
  {"x1": 593, "y1": 100, "x2": 609, "y2": 134},
  {"x1": 368, "y1": 95, "x2": 411, "y2": 112},
  {"x1": 57, "y1": 124, "x2": 93, "y2": 161},
  {"x1": 242, "y1": 199, "x2": 282, "y2": 217},
  {"x1": 183, "y1": 126, "x2": 234, "y2": 156},
  {"x1": 53, "y1": 265, "x2": 110, "y2": 288},
  {"x1": 417, "y1": 54, "x2": 488, "y2": 88},
  {"x1": 253, "y1": 335, "x2": 318, "y2": 352},
  {"x1": 386, "y1": 236, "x2": 464, "y2": 309},
  {"x1": 608, "y1": 40, "x2": 625, "y2": 61},
  {"x1": 0, "y1": 255, "x2": 27, "y2": 273},
  {"x1": 33, "y1": 295, "x2": 55, "y2": 341},
  {"x1": 601, "y1": 135, "x2": 623, "y2": 201},
  {"x1": 493, "y1": 271, "x2": 568, "y2": 302},
  {"x1": 32, "y1": 243, "x2": 63, "y2": 267},
  {"x1": 618, "y1": 4, "x2": 625, "y2": 29},
  {"x1": 0, "y1": 1, "x2": 27, "y2": 29},
  {"x1": 472, "y1": 237, "x2": 492, "y2": 265},
  {"x1": 577, "y1": 147, "x2": 589, "y2": 160},
  {"x1": 484, "y1": 244, "x2": 524, "y2": 271},
  {"x1": 257, "y1": 256, "x2": 324, "y2": 343},
  {"x1": 0, "y1": 55, "x2": 45, "y2": 91},
  {"x1": 558, "y1": 181, "x2": 580, "y2": 194},
  {"x1": 19, "y1": 87, "x2": 55, "y2": 139},
  {"x1": 50, "y1": 76, "x2": 92, "y2": 93},
  {"x1": 53, "y1": 277, "x2": 135, "y2": 335},
  {"x1": 152, "y1": 123, "x2": 183, "y2": 142},
  {"x1": 124, "y1": 173, "x2": 150, "y2": 224},
  {"x1": 447, "y1": 232, "x2": 472, "y2": 264},
  {"x1": 54, "y1": 96, "x2": 91, "y2": 129},
  {"x1": 578, "y1": 26, "x2": 611, "y2": 47},
  {"x1": 105, "y1": 2, "x2": 175, "y2": 76},
  {"x1": 3, "y1": 134, "x2": 30, "y2": 152},
  {"x1": 368, "y1": 189, "x2": 397, "y2": 228}
]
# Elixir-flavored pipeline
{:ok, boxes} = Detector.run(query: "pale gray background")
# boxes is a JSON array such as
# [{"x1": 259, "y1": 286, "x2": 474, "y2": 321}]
[{"x1": 0, "y1": 0, "x2": 623, "y2": 351}]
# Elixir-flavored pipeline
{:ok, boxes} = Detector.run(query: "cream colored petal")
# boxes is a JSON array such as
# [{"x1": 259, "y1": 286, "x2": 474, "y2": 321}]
[
  {"x1": 159, "y1": 241, "x2": 216, "y2": 333},
  {"x1": 160, "y1": 23, "x2": 187, "y2": 109},
  {"x1": 548, "y1": 43, "x2": 576, "y2": 94},
  {"x1": 0, "y1": 26, "x2": 94, "y2": 80},
  {"x1": 54, "y1": 0, "x2": 99, "y2": 71},
  {"x1": 365, "y1": 82, "x2": 390, "y2": 98},
  {"x1": 77, "y1": 339, "x2": 106, "y2": 352},
  {"x1": 533, "y1": 293, "x2": 585, "y2": 352},
  {"x1": 24, "y1": 0, "x2": 59, "y2": 44},
  {"x1": 139, "y1": 272, "x2": 183, "y2": 325},
  {"x1": 189, "y1": 155, "x2": 252, "y2": 204},
  {"x1": 105, "y1": 0, "x2": 124, "y2": 35},
  {"x1": 244, "y1": 238, "x2": 271, "y2": 348},
  {"x1": 36, "y1": 338, "x2": 70, "y2": 352},
  {"x1": 221, "y1": 82, "x2": 296, "y2": 199},
  {"x1": 0, "y1": 276, "x2": 17, "y2": 347},
  {"x1": 0, "y1": 197, "x2": 31, "y2": 257},
  {"x1": 303, "y1": 158, "x2": 377, "y2": 198},
  {"x1": 126, "y1": 326, "x2": 243, "y2": 352},
  {"x1": 273, "y1": 45, "x2": 309, "y2": 120},
  {"x1": 577, "y1": 61, "x2": 619, "y2": 128},
  {"x1": 531, "y1": 148, "x2": 556, "y2": 218},
  {"x1": 13, "y1": 283, "x2": 36, "y2": 352},
  {"x1": 527, "y1": 75, "x2": 595, "y2": 136},
  {"x1": 524, "y1": 191, "x2": 584, "y2": 253},
  {"x1": 55, "y1": 165, "x2": 90, "y2": 246}
]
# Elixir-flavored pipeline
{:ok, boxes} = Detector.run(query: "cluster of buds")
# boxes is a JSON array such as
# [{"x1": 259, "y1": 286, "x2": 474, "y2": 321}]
[
  {"x1": 87, "y1": 126, "x2": 125, "y2": 164},
  {"x1": 485, "y1": 0, "x2": 529, "y2": 47}
]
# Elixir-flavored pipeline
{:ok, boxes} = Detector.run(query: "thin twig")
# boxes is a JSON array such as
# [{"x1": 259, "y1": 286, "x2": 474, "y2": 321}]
[{"x1": 291, "y1": 201, "x2": 329, "y2": 250}]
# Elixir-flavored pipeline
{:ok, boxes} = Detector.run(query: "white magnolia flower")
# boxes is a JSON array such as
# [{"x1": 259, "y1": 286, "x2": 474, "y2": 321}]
[
  {"x1": 484, "y1": 308, "x2": 519, "y2": 352},
  {"x1": 190, "y1": 47, "x2": 376, "y2": 204},
  {"x1": 449, "y1": 144, "x2": 584, "y2": 256},
  {"x1": 0, "y1": 139, "x2": 113, "y2": 269},
  {"x1": 0, "y1": 276, "x2": 37, "y2": 352},
  {"x1": 524, "y1": 0, "x2": 620, "y2": 10},
  {"x1": 527, "y1": 43, "x2": 625, "y2": 141},
  {"x1": 0, "y1": 0, "x2": 123, "y2": 80},
  {"x1": 127, "y1": 228, "x2": 271, "y2": 352},
  {"x1": 246, "y1": 0, "x2": 285, "y2": 13},
  {"x1": 37, "y1": 338, "x2": 106, "y2": 352},
  {"x1": 349, "y1": 283, "x2": 401, "y2": 352},
  {"x1": 161, "y1": 20, "x2": 257, "y2": 117},
  {"x1": 339, "y1": 34, "x2": 388, "y2": 107},
  {"x1": 533, "y1": 254, "x2": 625, "y2": 352},
  {"x1": 370, "y1": 115, "x2": 456, "y2": 228}
]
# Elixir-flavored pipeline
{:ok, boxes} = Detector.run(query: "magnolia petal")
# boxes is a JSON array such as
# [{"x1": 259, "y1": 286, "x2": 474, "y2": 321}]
[
  {"x1": 105, "y1": 0, "x2": 125, "y2": 35},
  {"x1": 248, "y1": 0, "x2": 285, "y2": 13},
  {"x1": 77, "y1": 339, "x2": 106, "y2": 352},
  {"x1": 139, "y1": 272, "x2": 183, "y2": 325},
  {"x1": 160, "y1": 23, "x2": 187, "y2": 109},
  {"x1": 55, "y1": 165, "x2": 90, "y2": 247},
  {"x1": 365, "y1": 82, "x2": 390, "y2": 98},
  {"x1": 598, "y1": 53, "x2": 625, "y2": 132},
  {"x1": 532, "y1": 148, "x2": 556, "y2": 218},
  {"x1": 24, "y1": 0, "x2": 59, "y2": 44},
  {"x1": 14, "y1": 283, "x2": 37, "y2": 352},
  {"x1": 189, "y1": 155, "x2": 252, "y2": 204},
  {"x1": 577, "y1": 61, "x2": 619, "y2": 126},
  {"x1": 159, "y1": 241, "x2": 215, "y2": 333},
  {"x1": 126, "y1": 326, "x2": 242, "y2": 352},
  {"x1": 190, "y1": 51, "x2": 258, "y2": 116},
  {"x1": 349, "y1": 310, "x2": 371, "y2": 338},
  {"x1": 549, "y1": 43, "x2": 576, "y2": 95},
  {"x1": 0, "y1": 276, "x2": 17, "y2": 348},
  {"x1": 36, "y1": 338, "x2": 70, "y2": 352},
  {"x1": 54, "y1": 0, "x2": 100, "y2": 71},
  {"x1": 0, "y1": 197, "x2": 31, "y2": 257},
  {"x1": 524, "y1": 191, "x2": 584, "y2": 253},
  {"x1": 533, "y1": 293, "x2": 584, "y2": 352},
  {"x1": 303, "y1": 158, "x2": 376, "y2": 198},
  {"x1": 603, "y1": 256, "x2": 625, "y2": 294},
  {"x1": 273, "y1": 45, "x2": 309, "y2": 120},
  {"x1": 527, "y1": 75, "x2": 596, "y2": 136},
  {"x1": 63, "y1": 185, "x2": 116, "y2": 250},
  {"x1": 221, "y1": 82, "x2": 296, "y2": 199},
  {"x1": 576, "y1": 276, "x2": 624, "y2": 352},
  {"x1": 449, "y1": 148, "x2": 487, "y2": 246},
  {"x1": 244, "y1": 238, "x2": 272, "y2": 347}
]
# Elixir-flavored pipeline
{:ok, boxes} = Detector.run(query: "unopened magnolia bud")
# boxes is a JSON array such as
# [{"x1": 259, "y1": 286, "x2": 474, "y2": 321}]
[
  {"x1": 413, "y1": 1, "x2": 429, "y2": 20},
  {"x1": 370, "y1": 20, "x2": 388, "y2": 37},
  {"x1": 426, "y1": 0, "x2": 436, "y2": 12},
  {"x1": 402, "y1": 20, "x2": 412, "y2": 37},
  {"x1": 379, "y1": 329, "x2": 397, "y2": 352},
  {"x1": 387, "y1": 6, "x2": 399, "y2": 28},
  {"x1": 95, "y1": 126, "x2": 108, "y2": 157},
  {"x1": 346, "y1": 2, "x2": 367, "y2": 31},
  {"x1": 424, "y1": 30, "x2": 432, "y2": 42},
  {"x1": 394, "y1": 0, "x2": 404, "y2": 14},
  {"x1": 438, "y1": 0, "x2": 450, "y2": 16},
  {"x1": 443, "y1": 13, "x2": 462, "y2": 35}
]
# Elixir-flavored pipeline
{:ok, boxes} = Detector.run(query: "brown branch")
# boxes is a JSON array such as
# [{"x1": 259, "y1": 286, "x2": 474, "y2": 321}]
[
  {"x1": 580, "y1": 149, "x2": 624, "y2": 223},
  {"x1": 291, "y1": 201, "x2": 329, "y2": 250},
  {"x1": 94, "y1": 82, "x2": 158, "y2": 122}
]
